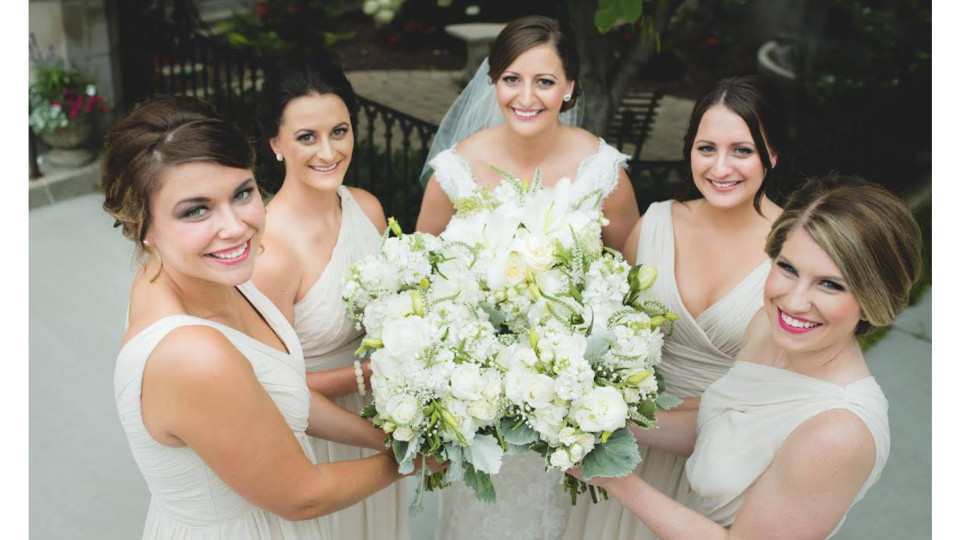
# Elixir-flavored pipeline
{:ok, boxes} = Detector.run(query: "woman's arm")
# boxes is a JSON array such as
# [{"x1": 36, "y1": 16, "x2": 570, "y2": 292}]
[
  {"x1": 621, "y1": 217, "x2": 643, "y2": 265},
  {"x1": 416, "y1": 175, "x2": 456, "y2": 235},
  {"x1": 306, "y1": 389, "x2": 385, "y2": 451},
  {"x1": 141, "y1": 326, "x2": 402, "y2": 521},
  {"x1": 601, "y1": 170, "x2": 641, "y2": 252},
  {"x1": 629, "y1": 406, "x2": 699, "y2": 456},
  {"x1": 574, "y1": 408, "x2": 875, "y2": 540},
  {"x1": 305, "y1": 361, "x2": 371, "y2": 399}
]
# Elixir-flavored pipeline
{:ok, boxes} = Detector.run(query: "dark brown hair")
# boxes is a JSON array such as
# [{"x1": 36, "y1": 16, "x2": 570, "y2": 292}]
[
  {"x1": 765, "y1": 175, "x2": 923, "y2": 335},
  {"x1": 682, "y1": 75, "x2": 786, "y2": 214},
  {"x1": 101, "y1": 95, "x2": 254, "y2": 258},
  {"x1": 488, "y1": 15, "x2": 580, "y2": 113}
]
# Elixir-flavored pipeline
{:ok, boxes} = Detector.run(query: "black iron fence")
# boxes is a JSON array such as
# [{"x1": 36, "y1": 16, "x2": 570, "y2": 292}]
[{"x1": 107, "y1": 0, "x2": 679, "y2": 227}]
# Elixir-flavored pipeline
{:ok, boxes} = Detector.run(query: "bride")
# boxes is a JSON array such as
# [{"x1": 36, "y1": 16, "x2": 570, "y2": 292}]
[{"x1": 415, "y1": 15, "x2": 641, "y2": 539}]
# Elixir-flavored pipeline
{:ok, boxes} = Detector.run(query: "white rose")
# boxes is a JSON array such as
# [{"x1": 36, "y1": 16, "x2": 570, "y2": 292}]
[
  {"x1": 468, "y1": 399, "x2": 497, "y2": 422},
  {"x1": 523, "y1": 374, "x2": 557, "y2": 409},
  {"x1": 529, "y1": 403, "x2": 567, "y2": 444},
  {"x1": 450, "y1": 363, "x2": 484, "y2": 401},
  {"x1": 513, "y1": 229, "x2": 555, "y2": 272},
  {"x1": 550, "y1": 448, "x2": 573, "y2": 470},
  {"x1": 370, "y1": 349, "x2": 405, "y2": 381},
  {"x1": 386, "y1": 394, "x2": 419, "y2": 425},
  {"x1": 393, "y1": 425, "x2": 415, "y2": 442},
  {"x1": 574, "y1": 387, "x2": 628, "y2": 433},
  {"x1": 380, "y1": 316, "x2": 432, "y2": 360},
  {"x1": 504, "y1": 368, "x2": 531, "y2": 404},
  {"x1": 481, "y1": 370, "x2": 502, "y2": 400}
]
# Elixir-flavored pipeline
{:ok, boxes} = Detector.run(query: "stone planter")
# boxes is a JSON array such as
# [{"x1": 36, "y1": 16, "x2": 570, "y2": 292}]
[{"x1": 38, "y1": 116, "x2": 96, "y2": 170}]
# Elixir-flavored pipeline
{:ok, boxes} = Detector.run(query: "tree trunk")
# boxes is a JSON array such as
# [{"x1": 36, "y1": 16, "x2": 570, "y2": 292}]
[{"x1": 572, "y1": 0, "x2": 687, "y2": 136}]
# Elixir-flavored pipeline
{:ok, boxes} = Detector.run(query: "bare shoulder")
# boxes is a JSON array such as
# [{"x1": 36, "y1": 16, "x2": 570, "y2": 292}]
[
  {"x1": 455, "y1": 126, "x2": 501, "y2": 159},
  {"x1": 562, "y1": 126, "x2": 603, "y2": 151},
  {"x1": 780, "y1": 408, "x2": 876, "y2": 483},
  {"x1": 147, "y1": 325, "x2": 253, "y2": 388},
  {"x1": 738, "y1": 308, "x2": 771, "y2": 360},
  {"x1": 346, "y1": 187, "x2": 388, "y2": 233},
  {"x1": 250, "y1": 233, "x2": 301, "y2": 318}
]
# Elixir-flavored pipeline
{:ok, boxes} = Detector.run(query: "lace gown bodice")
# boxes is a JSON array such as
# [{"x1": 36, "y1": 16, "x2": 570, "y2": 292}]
[{"x1": 429, "y1": 137, "x2": 629, "y2": 540}]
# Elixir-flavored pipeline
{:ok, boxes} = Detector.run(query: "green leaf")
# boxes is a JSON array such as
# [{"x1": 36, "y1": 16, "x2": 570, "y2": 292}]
[
  {"x1": 595, "y1": 0, "x2": 645, "y2": 33},
  {"x1": 655, "y1": 393, "x2": 683, "y2": 411},
  {"x1": 585, "y1": 332, "x2": 614, "y2": 365},
  {"x1": 463, "y1": 463, "x2": 497, "y2": 503},
  {"x1": 502, "y1": 419, "x2": 539, "y2": 446},
  {"x1": 361, "y1": 402, "x2": 378, "y2": 419},
  {"x1": 581, "y1": 427, "x2": 641, "y2": 480},
  {"x1": 464, "y1": 434, "x2": 504, "y2": 474},
  {"x1": 479, "y1": 302, "x2": 507, "y2": 328}
]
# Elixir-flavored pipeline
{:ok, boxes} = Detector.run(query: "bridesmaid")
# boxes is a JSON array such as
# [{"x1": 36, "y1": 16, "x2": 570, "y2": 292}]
[
  {"x1": 564, "y1": 75, "x2": 787, "y2": 539},
  {"x1": 106, "y1": 96, "x2": 412, "y2": 539},
  {"x1": 250, "y1": 55, "x2": 408, "y2": 540},
  {"x1": 570, "y1": 176, "x2": 921, "y2": 539}
]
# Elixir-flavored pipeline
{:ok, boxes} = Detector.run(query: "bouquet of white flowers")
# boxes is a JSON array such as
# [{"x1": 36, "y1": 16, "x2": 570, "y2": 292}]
[
  {"x1": 344, "y1": 220, "x2": 506, "y2": 513},
  {"x1": 441, "y1": 169, "x2": 680, "y2": 504}
]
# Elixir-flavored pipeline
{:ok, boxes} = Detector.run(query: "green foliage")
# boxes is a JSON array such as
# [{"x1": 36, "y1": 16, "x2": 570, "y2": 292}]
[
  {"x1": 502, "y1": 418, "x2": 539, "y2": 446},
  {"x1": 580, "y1": 427, "x2": 642, "y2": 480},
  {"x1": 463, "y1": 462, "x2": 497, "y2": 503},
  {"x1": 215, "y1": 1, "x2": 358, "y2": 59},
  {"x1": 595, "y1": 0, "x2": 645, "y2": 33},
  {"x1": 28, "y1": 51, "x2": 109, "y2": 134}
]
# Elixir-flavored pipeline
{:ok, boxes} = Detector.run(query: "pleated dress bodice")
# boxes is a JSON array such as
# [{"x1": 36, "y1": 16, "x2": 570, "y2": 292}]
[
  {"x1": 687, "y1": 361, "x2": 890, "y2": 537},
  {"x1": 637, "y1": 200, "x2": 769, "y2": 397},
  {"x1": 291, "y1": 185, "x2": 408, "y2": 540},
  {"x1": 114, "y1": 281, "x2": 326, "y2": 539}
]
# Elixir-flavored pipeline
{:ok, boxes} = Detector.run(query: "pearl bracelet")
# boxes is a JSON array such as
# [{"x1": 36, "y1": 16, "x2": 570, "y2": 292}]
[{"x1": 354, "y1": 359, "x2": 366, "y2": 396}]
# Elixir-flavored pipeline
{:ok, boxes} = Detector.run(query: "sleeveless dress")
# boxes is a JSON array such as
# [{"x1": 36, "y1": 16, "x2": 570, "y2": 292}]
[
  {"x1": 292, "y1": 185, "x2": 409, "y2": 540},
  {"x1": 686, "y1": 360, "x2": 891, "y2": 538},
  {"x1": 430, "y1": 138, "x2": 629, "y2": 540},
  {"x1": 114, "y1": 281, "x2": 328, "y2": 539},
  {"x1": 564, "y1": 200, "x2": 770, "y2": 540}
]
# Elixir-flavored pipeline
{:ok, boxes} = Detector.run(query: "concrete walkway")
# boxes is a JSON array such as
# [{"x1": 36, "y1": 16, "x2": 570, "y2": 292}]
[{"x1": 29, "y1": 192, "x2": 930, "y2": 539}]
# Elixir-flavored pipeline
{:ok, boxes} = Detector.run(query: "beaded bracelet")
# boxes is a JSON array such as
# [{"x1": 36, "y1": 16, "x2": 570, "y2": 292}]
[{"x1": 354, "y1": 359, "x2": 366, "y2": 396}]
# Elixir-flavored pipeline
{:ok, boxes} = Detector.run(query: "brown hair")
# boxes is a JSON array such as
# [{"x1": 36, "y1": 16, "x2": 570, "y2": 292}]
[
  {"x1": 487, "y1": 15, "x2": 580, "y2": 113},
  {"x1": 101, "y1": 95, "x2": 254, "y2": 259},
  {"x1": 765, "y1": 176, "x2": 923, "y2": 335},
  {"x1": 682, "y1": 75, "x2": 786, "y2": 214}
]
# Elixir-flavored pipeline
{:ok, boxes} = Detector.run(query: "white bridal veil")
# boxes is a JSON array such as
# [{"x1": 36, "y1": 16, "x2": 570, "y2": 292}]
[{"x1": 418, "y1": 57, "x2": 585, "y2": 186}]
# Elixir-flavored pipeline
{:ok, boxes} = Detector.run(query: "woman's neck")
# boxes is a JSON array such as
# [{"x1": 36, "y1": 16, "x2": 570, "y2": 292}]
[
  {"x1": 270, "y1": 175, "x2": 342, "y2": 227},
  {"x1": 156, "y1": 266, "x2": 245, "y2": 322},
  {"x1": 772, "y1": 335, "x2": 865, "y2": 381},
  {"x1": 501, "y1": 123, "x2": 563, "y2": 170},
  {"x1": 696, "y1": 195, "x2": 775, "y2": 233}
]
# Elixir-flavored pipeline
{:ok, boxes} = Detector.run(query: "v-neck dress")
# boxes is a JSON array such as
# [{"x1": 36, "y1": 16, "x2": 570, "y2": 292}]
[
  {"x1": 687, "y1": 361, "x2": 890, "y2": 538},
  {"x1": 564, "y1": 199, "x2": 770, "y2": 540},
  {"x1": 114, "y1": 281, "x2": 328, "y2": 539},
  {"x1": 292, "y1": 185, "x2": 408, "y2": 540},
  {"x1": 430, "y1": 138, "x2": 631, "y2": 540}
]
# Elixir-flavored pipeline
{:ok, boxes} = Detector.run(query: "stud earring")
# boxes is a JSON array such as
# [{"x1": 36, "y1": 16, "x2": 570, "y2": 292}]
[
  {"x1": 276, "y1": 153, "x2": 283, "y2": 162},
  {"x1": 563, "y1": 93, "x2": 572, "y2": 102}
]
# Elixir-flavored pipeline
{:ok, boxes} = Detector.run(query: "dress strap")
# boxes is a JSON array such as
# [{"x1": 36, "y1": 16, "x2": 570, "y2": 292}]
[
  {"x1": 428, "y1": 148, "x2": 477, "y2": 202},
  {"x1": 573, "y1": 138, "x2": 629, "y2": 206},
  {"x1": 636, "y1": 199, "x2": 674, "y2": 265}
]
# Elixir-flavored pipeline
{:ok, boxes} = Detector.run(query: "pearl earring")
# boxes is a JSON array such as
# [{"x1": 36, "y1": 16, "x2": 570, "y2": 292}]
[
  {"x1": 276, "y1": 153, "x2": 283, "y2": 162},
  {"x1": 563, "y1": 93, "x2": 572, "y2": 102}
]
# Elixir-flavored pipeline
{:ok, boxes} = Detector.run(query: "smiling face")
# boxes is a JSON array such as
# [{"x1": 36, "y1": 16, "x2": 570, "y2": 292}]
[
  {"x1": 690, "y1": 104, "x2": 774, "y2": 209},
  {"x1": 495, "y1": 43, "x2": 575, "y2": 138},
  {"x1": 145, "y1": 162, "x2": 265, "y2": 286},
  {"x1": 763, "y1": 227, "x2": 862, "y2": 355},
  {"x1": 270, "y1": 92, "x2": 353, "y2": 192}
]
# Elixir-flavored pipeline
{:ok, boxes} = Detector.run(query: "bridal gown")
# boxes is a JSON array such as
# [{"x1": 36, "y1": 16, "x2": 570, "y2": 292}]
[
  {"x1": 686, "y1": 360, "x2": 890, "y2": 538},
  {"x1": 292, "y1": 185, "x2": 409, "y2": 540},
  {"x1": 429, "y1": 138, "x2": 629, "y2": 540},
  {"x1": 114, "y1": 281, "x2": 328, "y2": 539},
  {"x1": 564, "y1": 200, "x2": 770, "y2": 540}
]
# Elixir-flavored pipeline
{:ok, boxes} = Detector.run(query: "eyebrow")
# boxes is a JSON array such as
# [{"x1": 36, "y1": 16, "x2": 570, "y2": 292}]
[
  {"x1": 174, "y1": 178, "x2": 255, "y2": 207},
  {"x1": 777, "y1": 255, "x2": 846, "y2": 283},
  {"x1": 694, "y1": 139, "x2": 756, "y2": 146},
  {"x1": 502, "y1": 70, "x2": 559, "y2": 78}
]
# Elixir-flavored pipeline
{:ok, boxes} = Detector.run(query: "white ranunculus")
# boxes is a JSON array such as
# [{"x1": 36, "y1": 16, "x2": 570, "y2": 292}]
[
  {"x1": 523, "y1": 374, "x2": 557, "y2": 409},
  {"x1": 550, "y1": 448, "x2": 573, "y2": 470},
  {"x1": 568, "y1": 442, "x2": 586, "y2": 462},
  {"x1": 450, "y1": 363, "x2": 484, "y2": 401},
  {"x1": 574, "y1": 386, "x2": 629, "y2": 433}
]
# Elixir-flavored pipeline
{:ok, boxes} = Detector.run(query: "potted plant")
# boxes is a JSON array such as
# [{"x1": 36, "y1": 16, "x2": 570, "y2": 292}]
[{"x1": 28, "y1": 56, "x2": 109, "y2": 169}]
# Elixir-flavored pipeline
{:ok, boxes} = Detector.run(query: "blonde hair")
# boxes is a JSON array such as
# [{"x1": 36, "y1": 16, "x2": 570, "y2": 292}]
[{"x1": 765, "y1": 176, "x2": 923, "y2": 335}]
